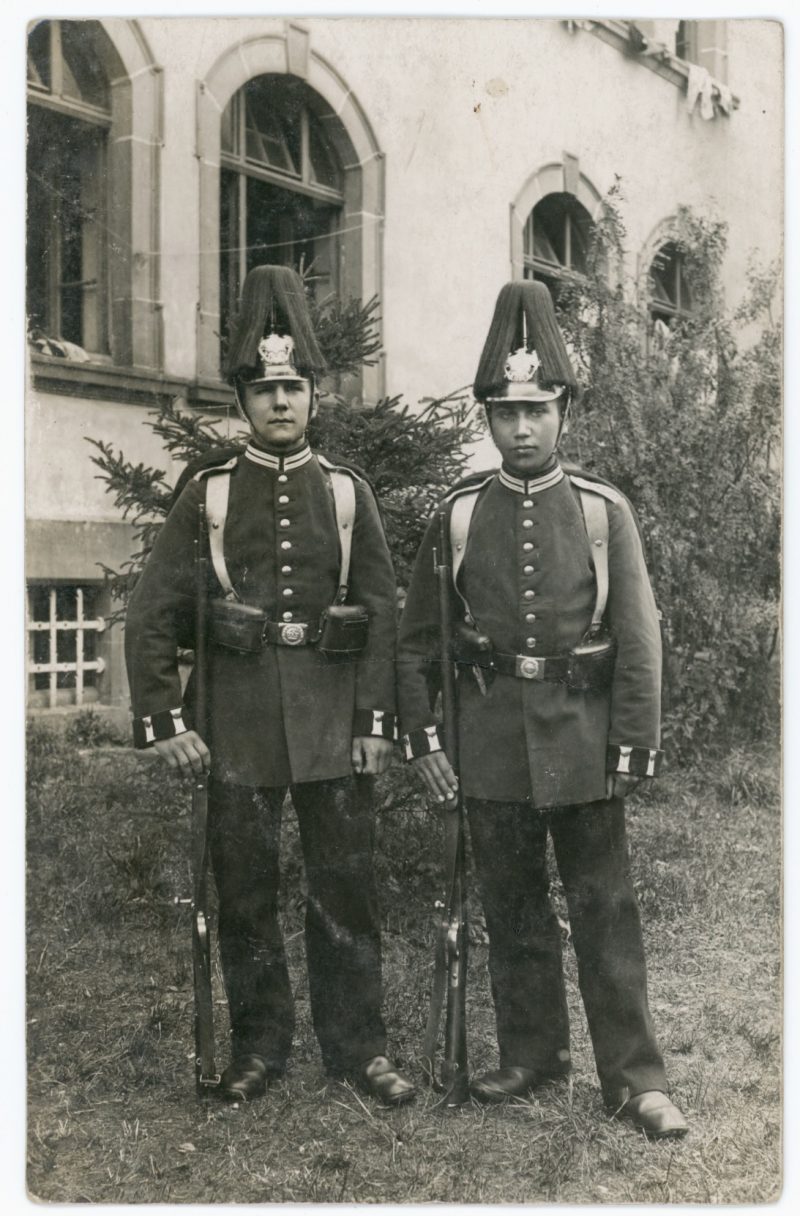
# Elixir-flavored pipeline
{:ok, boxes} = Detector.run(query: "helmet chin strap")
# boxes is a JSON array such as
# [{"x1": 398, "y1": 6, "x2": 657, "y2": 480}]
[
  {"x1": 233, "y1": 375, "x2": 319, "y2": 435},
  {"x1": 556, "y1": 396, "x2": 571, "y2": 448}
]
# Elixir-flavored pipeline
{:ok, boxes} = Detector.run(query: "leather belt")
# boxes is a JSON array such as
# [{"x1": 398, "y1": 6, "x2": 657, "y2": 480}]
[
  {"x1": 263, "y1": 620, "x2": 314, "y2": 647},
  {"x1": 487, "y1": 652, "x2": 570, "y2": 682}
]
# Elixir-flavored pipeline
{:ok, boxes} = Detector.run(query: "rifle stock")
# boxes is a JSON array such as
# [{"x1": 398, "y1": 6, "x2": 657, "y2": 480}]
[
  {"x1": 423, "y1": 508, "x2": 470, "y2": 1106},
  {"x1": 192, "y1": 504, "x2": 219, "y2": 1096}
]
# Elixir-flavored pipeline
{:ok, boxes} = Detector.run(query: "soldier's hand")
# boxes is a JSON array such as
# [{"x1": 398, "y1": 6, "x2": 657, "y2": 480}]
[
  {"x1": 154, "y1": 731, "x2": 211, "y2": 778},
  {"x1": 352, "y1": 736, "x2": 394, "y2": 776},
  {"x1": 413, "y1": 753, "x2": 459, "y2": 804},
  {"x1": 606, "y1": 773, "x2": 642, "y2": 800}
]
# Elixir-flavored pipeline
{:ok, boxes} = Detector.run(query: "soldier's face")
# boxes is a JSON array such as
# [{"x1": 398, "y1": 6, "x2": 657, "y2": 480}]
[
  {"x1": 241, "y1": 378, "x2": 314, "y2": 449},
  {"x1": 488, "y1": 400, "x2": 563, "y2": 473}
]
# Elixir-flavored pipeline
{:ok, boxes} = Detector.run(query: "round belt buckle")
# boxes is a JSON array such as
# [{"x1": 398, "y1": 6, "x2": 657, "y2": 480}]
[
  {"x1": 280, "y1": 623, "x2": 305, "y2": 646},
  {"x1": 519, "y1": 656, "x2": 540, "y2": 679}
]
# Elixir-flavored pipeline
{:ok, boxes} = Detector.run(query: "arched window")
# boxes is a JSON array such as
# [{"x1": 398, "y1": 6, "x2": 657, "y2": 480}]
[
  {"x1": 648, "y1": 241, "x2": 693, "y2": 327},
  {"x1": 27, "y1": 20, "x2": 112, "y2": 354},
  {"x1": 522, "y1": 193, "x2": 594, "y2": 299},
  {"x1": 219, "y1": 74, "x2": 344, "y2": 344}
]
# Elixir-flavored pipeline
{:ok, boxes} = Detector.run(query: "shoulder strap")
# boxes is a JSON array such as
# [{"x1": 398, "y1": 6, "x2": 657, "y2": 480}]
[
  {"x1": 203, "y1": 468, "x2": 237, "y2": 600},
  {"x1": 448, "y1": 479, "x2": 492, "y2": 621},
  {"x1": 198, "y1": 455, "x2": 359, "y2": 607},
  {"x1": 577, "y1": 485, "x2": 610, "y2": 631},
  {"x1": 328, "y1": 470, "x2": 356, "y2": 602}
]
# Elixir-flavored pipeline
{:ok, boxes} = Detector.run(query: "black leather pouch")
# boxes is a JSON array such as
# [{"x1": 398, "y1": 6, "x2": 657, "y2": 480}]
[
  {"x1": 209, "y1": 598, "x2": 267, "y2": 653},
  {"x1": 567, "y1": 629, "x2": 617, "y2": 692},
  {"x1": 317, "y1": 604, "x2": 369, "y2": 656},
  {"x1": 451, "y1": 623, "x2": 494, "y2": 666}
]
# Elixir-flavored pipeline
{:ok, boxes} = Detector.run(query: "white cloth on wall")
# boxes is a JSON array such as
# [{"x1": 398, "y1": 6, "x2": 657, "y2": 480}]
[{"x1": 686, "y1": 63, "x2": 715, "y2": 120}]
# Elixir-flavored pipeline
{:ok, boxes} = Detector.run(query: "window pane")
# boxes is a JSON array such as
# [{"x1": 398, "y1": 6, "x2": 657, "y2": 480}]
[
  {"x1": 649, "y1": 242, "x2": 692, "y2": 315},
  {"x1": 60, "y1": 20, "x2": 110, "y2": 110},
  {"x1": 308, "y1": 121, "x2": 342, "y2": 192},
  {"x1": 221, "y1": 94, "x2": 237, "y2": 155},
  {"x1": 28, "y1": 585, "x2": 101, "y2": 696},
  {"x1": 528, "y1": 194, "x2": 594, "y2": 275},
  {"x1": 245, "y1": 178, "x2": 336, "y2": 280},
  {"x1": 27, "y1": 22, "x2": 51, "y2": 90},
  {"x1": 244, "y1": 81, "x2": 300, "y2": 176},
  {"x1": 27, "y1": 105, "x2": 107, "y2": 350},
  {"x1": 533, "y1": 197, "x2": 566, "y2": 265},
  {"x1": 219, "y1": 77, "x2": 344, "y2": 352}
]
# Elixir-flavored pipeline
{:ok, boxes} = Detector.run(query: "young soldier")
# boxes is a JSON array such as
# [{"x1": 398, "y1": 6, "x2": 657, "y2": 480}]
[
  {"x1": 125, "y1": 266, "x2": 415, "y2": 1107},
  {"x1": 397, "y1": 281, "x2": 687, "y2": 1137}
]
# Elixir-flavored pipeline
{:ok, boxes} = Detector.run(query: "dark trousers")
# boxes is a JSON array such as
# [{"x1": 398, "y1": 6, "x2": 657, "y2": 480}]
[
  {"x1": 466, "y1": 795, "x2": 668, "y2": 1104},
  {"x1": 208, "y1": 774, "x2": 387, "y2": 1076}
]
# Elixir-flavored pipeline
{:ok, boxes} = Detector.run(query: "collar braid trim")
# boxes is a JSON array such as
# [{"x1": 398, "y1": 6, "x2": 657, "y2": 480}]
[
  {"x1": 244, "y1": 443, "x2": 313, "y2": 472},
  {"x1": 498, "y1": 464, "x2": 564, "y2": 495}
]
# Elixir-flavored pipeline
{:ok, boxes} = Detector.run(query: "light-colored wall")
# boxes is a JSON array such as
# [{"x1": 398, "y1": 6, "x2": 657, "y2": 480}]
[
  {"x1": 26, "y1": 16, "x2": 783, "y2": 713},
  {"x1": 26, "y1": 391, "x2": 184, "y2": 525},
  {"x1": 27, "y1": 15, "x2": 784, "y2": 506},
  {"x1": 135, "y1": 16, "x2": 782, "y2": 405}
]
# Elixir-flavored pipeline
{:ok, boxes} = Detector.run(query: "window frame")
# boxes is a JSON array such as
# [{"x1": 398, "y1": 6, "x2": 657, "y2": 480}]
[
  {"x1": 27, "y1": 20, "x2": 113, "y2": 357},
  {"x1": 521, "y1": 192, "x2": 595, "y2": 296},
  {"x1": 218, "y1": 74, "x2": 347, "y2": 364},
  {"x1": 647, "y1": 241, "x2": 694, "y2": 327},
  {"x1": 26, "y1": 582, "x2": 108, "y2": 710}
]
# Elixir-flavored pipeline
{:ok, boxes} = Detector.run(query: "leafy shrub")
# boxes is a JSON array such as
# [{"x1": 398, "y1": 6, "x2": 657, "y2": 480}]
[
  {"x1": 557, "y1": 193, "x2": 780, "y2": 760},
  {"x1": 86, "y1": 204, "x2": 780, "y2": 763}
]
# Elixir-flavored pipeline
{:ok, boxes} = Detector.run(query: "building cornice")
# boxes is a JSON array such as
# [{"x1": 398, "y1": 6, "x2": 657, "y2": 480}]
[{"x1": 565, "y1": 18, "x2": 739, "y2": 112}]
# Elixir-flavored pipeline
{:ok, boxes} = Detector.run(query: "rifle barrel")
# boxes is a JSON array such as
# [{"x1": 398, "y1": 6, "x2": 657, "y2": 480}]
[{"x1": 435, "y1": 509, "x2": 469, "y2": 1107}]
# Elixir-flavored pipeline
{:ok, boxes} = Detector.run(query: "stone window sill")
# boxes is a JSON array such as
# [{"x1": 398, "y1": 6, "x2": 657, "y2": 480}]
[{"x1": 29, "y1": 353, "x2": 234, "y2": 412}]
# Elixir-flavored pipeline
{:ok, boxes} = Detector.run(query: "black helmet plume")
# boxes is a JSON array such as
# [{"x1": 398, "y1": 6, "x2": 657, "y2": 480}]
[
  {"x1": 224, "y1": 265, "x2": 327, "y2": 384},
  {"x1": 473, "y1": 280, "x2": 577, "y2": 403}
]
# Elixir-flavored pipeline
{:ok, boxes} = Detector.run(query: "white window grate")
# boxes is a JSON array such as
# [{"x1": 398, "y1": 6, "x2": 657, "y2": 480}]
[{"x1": 27, "y1": 585, "x2": 106, "y2": 709}]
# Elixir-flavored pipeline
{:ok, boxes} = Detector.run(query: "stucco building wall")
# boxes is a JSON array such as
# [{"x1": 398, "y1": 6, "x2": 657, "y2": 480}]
[{"x1": 25, "y1": 16, "x2": 783, "y2": 715}]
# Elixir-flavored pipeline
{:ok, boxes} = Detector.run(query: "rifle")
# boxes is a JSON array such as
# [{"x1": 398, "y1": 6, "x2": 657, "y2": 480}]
[
  {"x1": 421, "y1": 507, "x2": 470, "y2": 1106},
  {"x1": 191, "y1": 503, "x2": 220, "y2": 1096}
]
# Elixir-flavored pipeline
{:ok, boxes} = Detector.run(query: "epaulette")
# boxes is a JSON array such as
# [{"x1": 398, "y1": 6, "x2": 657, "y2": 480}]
[
  {"x1": 317, "y1": 451, "x2": 366, "y2": 483},
  {"x1": 568, "y1": 473, "x2": 623, "y2": 505},
  {"x1": 443, "y1": 468, "x2": 497, "y2": 504},
  {"x1": 170, "y1": 444, "x2": 244, "y2": 509},
  {"x1": 561, "y1": 460, "x2": 621, "y2": 495},
  {"x1": 563, "y1": 462, "x2": 645, "y2": 545}
]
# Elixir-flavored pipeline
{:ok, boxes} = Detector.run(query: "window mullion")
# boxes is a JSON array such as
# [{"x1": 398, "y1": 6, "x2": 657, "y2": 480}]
[
  {"x1": 50, "y1": 21, "x2": 64, "y2": 99},
  {"x1": 301, "y1": 107, "x2": 311, "y2": 185},
  {"x1": 75, "y1": 587, "x2": 84, "y2": 706},
  {"x1": 238, "y1": 173, "x2": 248, "y2": 286},
  {"x1": 48, "y1": 187, "x2": 62, "y2": 337},
  {"x1": 48, "y1": 588, "x2": 57, "y2": 709}
]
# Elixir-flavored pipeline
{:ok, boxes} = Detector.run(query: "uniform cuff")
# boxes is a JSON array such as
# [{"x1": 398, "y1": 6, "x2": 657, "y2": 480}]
[
  {"x1": 606, "y1": 744, "x2": 664, "y2": 778},
  {"x1": 353, "y1": 709, "x2": 397, "y2": 741},
  {"x1": 402, "y1": 725, "x2": 444, "y2": 761},
  {"x1": 132, "y1": 707, "x2": 188, "y2": 749}
]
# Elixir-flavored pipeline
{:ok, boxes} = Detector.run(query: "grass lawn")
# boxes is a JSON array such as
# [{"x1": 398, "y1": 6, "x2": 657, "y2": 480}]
[{"x1": 25, "y1": 716, "x2": 781, "y2": 1204}]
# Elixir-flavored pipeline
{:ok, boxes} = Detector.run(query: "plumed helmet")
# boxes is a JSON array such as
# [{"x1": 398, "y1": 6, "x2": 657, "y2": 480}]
[
  {"x1": 473, "y1": 280, "x2": 577, "y2": 404},
  {"x1": 224, "y1": 265, "x2": 327, "y2": 385}
]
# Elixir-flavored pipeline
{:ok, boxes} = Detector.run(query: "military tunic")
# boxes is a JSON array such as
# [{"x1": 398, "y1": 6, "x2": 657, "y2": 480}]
[
  {"x1": 397, "y1": 461, "x2": 663, "y2": 806},
  {"x1": 124, "y1": 439, "x2": 398, "y2": 1075},
  {"x1": 397, "y1": 458, "x2": 669, "y2": 1102},
  {"x1": 125, "y1": 441, "x2": 397, "y2": 782}
]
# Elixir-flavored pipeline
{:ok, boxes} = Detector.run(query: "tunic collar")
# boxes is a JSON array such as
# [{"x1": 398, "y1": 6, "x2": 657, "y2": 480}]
[
  {"x1": 498, "y1": 461, "x2": 564, "y2": 495},
  {"x1": 244, "y1": 442, "x2": 314, "y2": 472}
]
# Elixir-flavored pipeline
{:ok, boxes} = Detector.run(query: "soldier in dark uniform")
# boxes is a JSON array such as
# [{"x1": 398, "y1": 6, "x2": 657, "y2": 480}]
[
  {"x1": 397, "y1": 281, "x2": 687, "y2": 1137},
  {"x1": 125, "y1": 266, "x2": 415, "y2": 1106}
]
